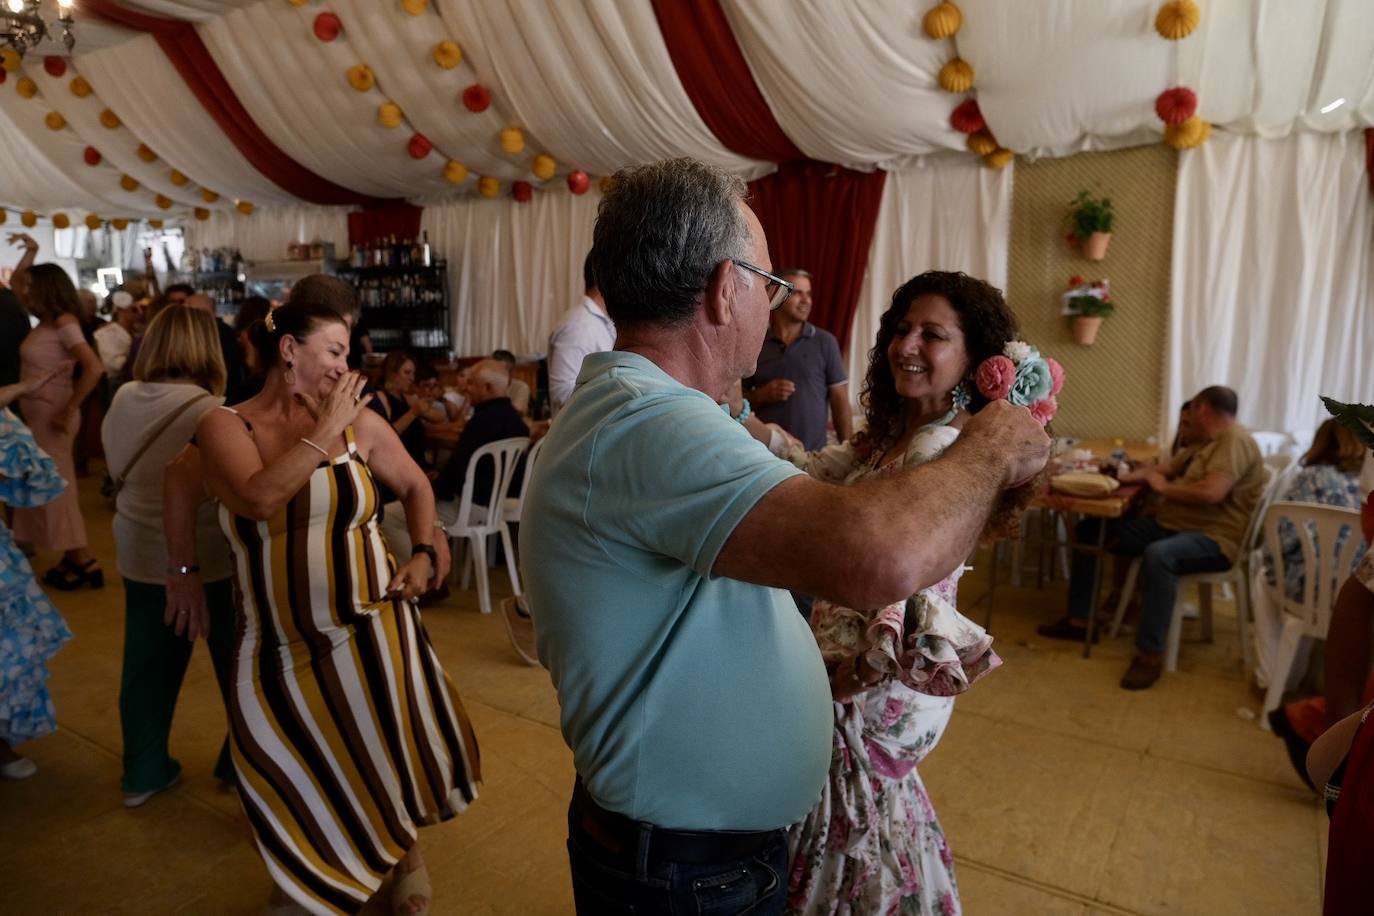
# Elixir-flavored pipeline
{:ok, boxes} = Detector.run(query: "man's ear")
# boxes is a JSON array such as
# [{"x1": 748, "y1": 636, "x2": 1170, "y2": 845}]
[{"x1": 702, "y1": 259, "x2": 736, "y2": 328}]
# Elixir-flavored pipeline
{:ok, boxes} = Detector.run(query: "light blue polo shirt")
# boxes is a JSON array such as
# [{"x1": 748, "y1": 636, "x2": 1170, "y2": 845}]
[{"x1": 520, "y1": 350, "x2": 833, "y2": 831}]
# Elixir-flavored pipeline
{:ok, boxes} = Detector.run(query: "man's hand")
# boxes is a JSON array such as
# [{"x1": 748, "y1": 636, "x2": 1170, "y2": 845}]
[
  {"x1": 750, "y1": 379, "x2": 795, "y2": 405},
  {"x1": 1145, "y1": 469, "x2": 1170, "y2": 492},
  {"x1": 960, "y1": 400, "x2": 1051, "y2": 488}
]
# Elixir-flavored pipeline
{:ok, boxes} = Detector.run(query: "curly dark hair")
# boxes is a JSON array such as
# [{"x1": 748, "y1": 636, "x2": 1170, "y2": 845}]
[{"x1": 859, "y1": 271, "x2": 1019, "y2": 450}]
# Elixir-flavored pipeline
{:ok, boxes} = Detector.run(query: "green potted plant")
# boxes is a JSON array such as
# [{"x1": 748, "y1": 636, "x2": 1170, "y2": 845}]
[
  {"x1": 1062, "y1": 275, "x2": 1114, "y2": 345},
  {"x1": 1067, "y1": 190, "x2": 1115, "y2": 261}
]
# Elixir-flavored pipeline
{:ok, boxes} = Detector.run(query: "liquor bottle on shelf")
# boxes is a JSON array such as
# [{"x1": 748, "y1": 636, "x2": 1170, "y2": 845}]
[{"x1": 419, "y1": 231, "x2": 432, "y2": 267}]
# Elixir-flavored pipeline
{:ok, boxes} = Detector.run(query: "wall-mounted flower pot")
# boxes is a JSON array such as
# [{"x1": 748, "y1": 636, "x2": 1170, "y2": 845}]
[
  {"x1": 1082, "y1": 231, "x2": 1112, "y2": 261},
  {"x1": 1072, "y1": 316, "x2": 1103, "y2": 345}
]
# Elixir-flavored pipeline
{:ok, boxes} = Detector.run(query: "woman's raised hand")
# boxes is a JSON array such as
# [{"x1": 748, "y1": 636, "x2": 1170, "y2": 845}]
[{"x1": 296, "y1": 372, "x2": 372, "y2": 442}]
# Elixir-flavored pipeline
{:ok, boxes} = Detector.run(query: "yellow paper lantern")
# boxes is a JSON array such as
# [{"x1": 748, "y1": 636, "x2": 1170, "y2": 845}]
[
  {"x1": 16, "y1": 77, "x2": 37, "y2": 99},
  {"x1": 444, "y1": 160, "x2": 469, "y2": 184},
  {"x1": 983, "y1": 148, "x2": 1014, "y2": 169},
  {"x1": 99, "y1": 108, "x2": 121, "y2": 129},
  {"x1": 499, "y1": 127, "x2": 525, "y2": 155},
  {"x1": 531, "y1": 153, "x2": 556, "y2": 181},
  {"x1": 194, "y1": 208, "x2": 210, "y2": 221},
  {"x1": 1155, "y1": 0, "x2": 1201, "y2": 40},
  {"x1": 599, "y1": 176, "x2": 616, "y2": 194},
  {"x1": 402, "y1": 0, "x2": 427, "y2": 13},
  {"x1": 288, "y1": 0, "x2": 307, "y2": 6},
  {"x1": 44, "y1": 111, "x2": 65, "y2": 131},
  {"x1": 433, "y1": 40, "x2": 462, "y2": 70},
  {"x1": 136, "y1": 144, "x2": 157, "y2": 162},
  {"x1": 347, "y1": 64, "x2": 375, "y2": 92},
  {"x1": 52, "y1": 213, "x2": 70, "y2": 229},
  {"x1": 236, "y1": 201, "x2": 255, "y2": 215},
  {"x1": 21, "y1": 210, "x2": 37, "y2": 227},
  {"x1": 148, "y1": 219, "x2": 163, "y2": 229},
  {"x1": 201, "y1": 189, "x2": 220, "y2": 203},
  {"x1": 1164, "y1": 115, "x2": 1211, "y2": 149},
  {"x1": 85, "y1": 214, "x2": 102, "y2": 230},
  {"x1": 1, "y1": 49, "x2": 20, "y2": 72},
  {"x1": 377, "y1": 101, "x2": 403, "y2": 128},
  {"x1": 478, "y1": 176, "x2": 499, "y2": 198},
  {"x1": 169, "y1": 169, "x2": 188, "y2": 186},
  {"x1": 937, "y1": 58, "x2": 974, "y2": 93},
  {"x1": 0, "y1": 210, "x2": 6, "y2": 225},
  {"x1": 922, "y1": 2, "x2": 962, "y2": 40},
  {"x1": 111, "y1": 218, "x2": 129, "y2": 231},
  {"x1": 966, "y1": 130, "x2": 997, "y2": 156},
  {"x1": 69, "y1": 76, "x2": 92, "y2": 98},
  {"x1": 155, "y1": 194, "x2": 173, "y2": 210},
  {"x1": 119, "y1": 175, "x2": 140, "y2": 192}
]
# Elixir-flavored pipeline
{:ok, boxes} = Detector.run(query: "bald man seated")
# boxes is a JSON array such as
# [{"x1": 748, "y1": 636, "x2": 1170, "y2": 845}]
[{"x1": 432, "y1": 358, "x2": 530, "y2": 519}]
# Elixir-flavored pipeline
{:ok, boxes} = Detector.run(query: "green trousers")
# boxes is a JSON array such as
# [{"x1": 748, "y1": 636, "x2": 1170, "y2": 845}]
[{"x1": 118, "y1": 577, "x2": 237, "y2": 793}]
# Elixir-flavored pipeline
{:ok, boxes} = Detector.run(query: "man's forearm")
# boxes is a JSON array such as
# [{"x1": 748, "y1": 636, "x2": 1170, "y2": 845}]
[{"x1": 1159, "y1": 480, "x2": 1223, "y2": 505}]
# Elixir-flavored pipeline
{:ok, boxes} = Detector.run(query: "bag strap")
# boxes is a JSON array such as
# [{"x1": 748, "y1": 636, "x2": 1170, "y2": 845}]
[{"x1": 112, "y1": 392, "x2": 213, "y2": 493}]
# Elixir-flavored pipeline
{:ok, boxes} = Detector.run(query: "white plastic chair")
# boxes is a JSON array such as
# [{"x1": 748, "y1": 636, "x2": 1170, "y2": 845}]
[
  {"x1": 444, "y1": 437, "x2": 529, "y2": 614},
  {"x1": 1263, "y1": 452, "x2": 1294, "y2": 477},
  {"x1": 502, "y1": 435, "x2": 546, "y2": 527},
  {"x1": 1257, "y1": 501, "x2": 1364, "y2": 725},
  {"x1": 1285, "y1": 428, "x2": 1314, "y2": 461},
  {"x1": 1250, "y1": 431, "x2": 1291, "y2": 458},
  {"x1": 1108, "y1": 465, "x2": 1281, "y2": 672}
]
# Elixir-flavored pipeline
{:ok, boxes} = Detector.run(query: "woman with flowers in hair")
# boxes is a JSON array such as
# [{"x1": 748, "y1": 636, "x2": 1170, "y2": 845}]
[{"x1": 767, "y1": 271, "x2": 1061, "y2": 916}]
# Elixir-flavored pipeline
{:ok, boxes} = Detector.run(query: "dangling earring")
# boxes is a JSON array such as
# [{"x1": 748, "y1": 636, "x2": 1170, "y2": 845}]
[
  {"x1": 284, "y1": 359, "x2": 296, "y2": 387},
  {"x1": 951, "y1": 380, "x2": 972, "y2": 413}
]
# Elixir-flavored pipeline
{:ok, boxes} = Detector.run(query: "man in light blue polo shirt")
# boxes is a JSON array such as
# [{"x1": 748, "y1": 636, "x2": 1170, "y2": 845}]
[{"x1": 522, "y1": 158, "x2": 1051, "y2": 915}]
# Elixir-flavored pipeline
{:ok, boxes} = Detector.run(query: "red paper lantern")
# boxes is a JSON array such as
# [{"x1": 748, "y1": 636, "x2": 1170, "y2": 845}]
[
  {"x1": 566, "y1": 170, "x2": 590, "y2": 195},
  {"x1": 313, "y1": 12, "x2": 342, "y2": 41},
  {"x1": 43, "y1": 55, "x2": 66, "y2": 78},
  {"x1": 512, "y1": 180, "x2": 532, "y2": 202},
  {"x1": 83, "y1": 146, "x2": 101, "y2": 166},
  {"x1": 462, "y1": 84, "x2": 492, "y2": 113},
  {"x1": 949, "y1": 99, "x2": 985, "y2": 134},
  {"x1": 1155, "y1": 87, "x2": 1198, "y2": 126},
  {"x1": 407, "y1": 133, "x2": 433, "y2": 160}
]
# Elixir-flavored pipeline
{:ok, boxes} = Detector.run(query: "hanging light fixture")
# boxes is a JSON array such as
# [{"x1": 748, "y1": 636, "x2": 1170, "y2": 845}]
[{"x1": 2, "y1": 0, "x2": 76, "y2": 59}]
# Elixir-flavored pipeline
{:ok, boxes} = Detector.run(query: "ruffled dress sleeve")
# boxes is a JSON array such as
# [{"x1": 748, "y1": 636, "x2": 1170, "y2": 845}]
[
  {"x1": 808, "y1": 423, "x2": 1002, "y2": 698},
  {"x1": 786, "y1": 439, "x2": 861, "y2": 483},
  {"x1": 0, "y1": 408, "x2": 67, "y2": 509}
]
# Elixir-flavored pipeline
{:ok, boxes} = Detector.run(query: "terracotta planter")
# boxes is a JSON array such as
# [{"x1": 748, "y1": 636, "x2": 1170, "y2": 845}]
[
  {"x1": 1072, "y1": 316, "x2": 1103, "y2": 346},
  {"x1": 1082, "y1": 231, "x2": 1112, "y2": 261}
]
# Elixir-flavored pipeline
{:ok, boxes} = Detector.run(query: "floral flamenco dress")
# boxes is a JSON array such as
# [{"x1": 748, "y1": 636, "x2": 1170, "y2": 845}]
[
  {"x1": 0, "y1": 407, "x2": 72, "y2": 748},
  {"x1": 785, "y1": 422, "x2": 1000, "y2": 916}
]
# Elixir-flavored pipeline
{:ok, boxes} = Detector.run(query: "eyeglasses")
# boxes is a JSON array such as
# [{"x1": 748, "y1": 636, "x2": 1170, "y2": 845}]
[{"x1": 733, "y1": 260, "x2": 795, "y2": 310}]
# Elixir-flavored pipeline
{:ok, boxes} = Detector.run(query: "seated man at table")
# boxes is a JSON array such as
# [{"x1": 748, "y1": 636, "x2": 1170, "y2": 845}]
[
  {"x1": 433, "y1": 359, "x2": 530, "y2": 521},
  {"x1": 1038, "y1": 386, "x2": 1266, "y2": 690}
]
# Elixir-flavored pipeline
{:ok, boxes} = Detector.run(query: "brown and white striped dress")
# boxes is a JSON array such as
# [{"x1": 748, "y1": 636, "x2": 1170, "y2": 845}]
[{"x1": 217, "y1": 413, "x2": 480, "y2": 914}]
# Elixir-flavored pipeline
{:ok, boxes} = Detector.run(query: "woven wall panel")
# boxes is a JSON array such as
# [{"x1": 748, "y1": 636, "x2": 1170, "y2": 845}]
[{"x1": 1006, "y1": 145, "x2": 1178, "y2": 441}]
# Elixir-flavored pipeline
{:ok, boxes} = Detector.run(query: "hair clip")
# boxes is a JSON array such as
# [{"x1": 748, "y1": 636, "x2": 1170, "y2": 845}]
[{"x1": 264, "y1": 308, "x2": 276, "y2": 333}]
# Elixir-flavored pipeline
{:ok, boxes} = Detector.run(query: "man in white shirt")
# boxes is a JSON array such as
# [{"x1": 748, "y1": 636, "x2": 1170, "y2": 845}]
[
  {"x1": 93, "y1": 290, "x2": 140, "y2": 382},
  {"x1": 547, "y1": 254, "x2": 615, "y2": 415}
]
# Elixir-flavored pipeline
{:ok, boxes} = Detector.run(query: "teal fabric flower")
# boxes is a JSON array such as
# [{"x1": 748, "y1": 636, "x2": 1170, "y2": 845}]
[{"x1": 1010, "y1": 357, "x2": 1052, "y2": 406}]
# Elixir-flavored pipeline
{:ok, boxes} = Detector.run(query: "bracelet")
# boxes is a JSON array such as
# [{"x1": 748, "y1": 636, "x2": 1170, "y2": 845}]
[
  {"x1": 720, "y1": 399, "x2": 752, "y2": 424},
  {"x1": 300, "y1": 437, "x2": 329, "y2": 457},
  {"x1": 167, "y1": 564, "x2": 200, "y2": 575},
  {"x1": 411, "y1": 544, "x2": 438, "y2": 568}
]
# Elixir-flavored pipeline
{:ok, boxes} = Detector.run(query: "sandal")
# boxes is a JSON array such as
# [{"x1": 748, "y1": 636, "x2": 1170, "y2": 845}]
[
  {"x1": 390, "y1": 855, "x2": 432, "y2": 916},
  {"x1": 43, "y1": 558, "x2": 103, "y2": 591}
]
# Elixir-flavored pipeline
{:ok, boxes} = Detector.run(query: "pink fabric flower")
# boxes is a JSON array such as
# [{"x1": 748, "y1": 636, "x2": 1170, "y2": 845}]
[
  {"x1": 1046, "y1": 357, "x2": 1065, "y2": 395},
  {"x1": 1029, "y1": 396, "x2": 1058, "y2": 427},
  {"x1": 975, "y1": 355, "x2": 1016, "y2": 400}
]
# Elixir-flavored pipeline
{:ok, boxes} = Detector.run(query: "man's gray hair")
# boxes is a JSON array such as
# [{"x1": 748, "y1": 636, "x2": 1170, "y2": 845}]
[
  {"x1": 590, "y1": 158, "x2": 752, "y2": 328},
  {"x1": 471, "y1": 360, "x2": 510, "y2": 392}
]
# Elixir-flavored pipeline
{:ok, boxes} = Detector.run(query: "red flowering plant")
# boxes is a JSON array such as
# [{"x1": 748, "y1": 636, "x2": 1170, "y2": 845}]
[{"x1": 1062, "y1": 276, "x2": 1115, "y2": 318}]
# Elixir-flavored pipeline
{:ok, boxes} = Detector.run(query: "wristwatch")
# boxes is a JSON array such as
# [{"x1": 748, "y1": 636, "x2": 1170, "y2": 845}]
[{"x1": 411, "y1": 544, "x2": 438, "y2": 568}]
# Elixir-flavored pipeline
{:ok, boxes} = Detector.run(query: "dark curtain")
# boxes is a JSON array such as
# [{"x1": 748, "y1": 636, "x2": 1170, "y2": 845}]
[{"x1": 747, "y1": 162, "x2": 887, "y2": 355}]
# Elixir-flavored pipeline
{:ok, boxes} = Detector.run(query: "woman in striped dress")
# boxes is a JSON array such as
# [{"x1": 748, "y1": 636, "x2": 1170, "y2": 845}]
[{"x1": 192, "y1": 301, "x2": 479, "y2": 915}]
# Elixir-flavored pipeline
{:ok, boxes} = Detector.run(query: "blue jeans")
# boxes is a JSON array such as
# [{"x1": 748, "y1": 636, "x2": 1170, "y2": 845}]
[
  {"x1": 566, "y1": 783, "x2": 787, "y2": 915},
  {"x1": 1068, "y1": 517, "x2": 1230, "y2": 655}
]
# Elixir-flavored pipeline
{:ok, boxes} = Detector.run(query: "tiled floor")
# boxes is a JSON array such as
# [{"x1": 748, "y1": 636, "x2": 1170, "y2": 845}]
[{"x1": 0, "y1": 479, "x2": 1324, "y2": 914}]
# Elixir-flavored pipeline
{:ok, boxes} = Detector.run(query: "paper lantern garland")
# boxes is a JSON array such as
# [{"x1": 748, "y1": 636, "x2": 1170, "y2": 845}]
[
  {"x1": 512, "y1": 181, "x2": 532, "y2": 203},
  {"x1": 347, "y1": 65, "x2": 375, "y2": 92},
  {"x1": 0, "y1": 49, "x2": 19, "y2": 72},
  {"x1": 1155, "y1": 87, "x2": 1198, "y2": 126},
  {"x1": 51, "y1": 213, "x2": 69, "y2": 229},
  {"x1": 531, "y1": 153, "x2": 556, "y2": 181},
  {"x1": 478, "y1": 176, "x2": 499, "y2": 198},
  {"x1": 43, "y1": 56, "x2": 66, "y2": 78},
  {"x1": 69, "y1": 77, "x2": 91, "y2": 98},
  {"x1": 937, "y1": 59, "x2": 974, "y2": 94},
  {"x1": 922, "y1": 2, "x2": 962, "y2": 39},
  {"x1": 201, "y1": 189, "x2": 220, "y2": 203},
  {"x1": 444, "y1": 160, "x2": 469, "y2": 184},
  {"x1": 949, "y1": 99, "x2": 985, "y2": 134},
  {"x1": 137, "y1": 144, "x2": 157, "y2": 162},
  {"x1": 402, "y1": 0, "x2": 427, "y2": 13},
  {"x1": 567, "y1": 170, "x2": 590, "y2": 195},
  {"x1": 499, "y1": 127, "x2": 525, "y2": 154},
  {"x1": 462, "y1": 84, "x2": 491, "y2": 112},
  {"x1": 21, "y1": 211, "x2": 36, "y2": 227},
  {"x1": 155, "y1": 195, "x2": 173, "y2": 210},
  {"x1": 169, "y1": 169, "x2": 189, "y2": 187},
  {"x1": 99, "y1": 109, "x2": 121, "y2": 129},
  {"x1": 433, "y1": 40, "x2": 462, "y2": 69},
  {"x1": 236, "y1": 201, "x2": 255, "y2": 215},
  {"x1": 194, "y1": 208, "x2": 210, "y2": 221},
  {"x1": 16, "y1": 77, "x2": 36, "y2": 99},
  {"x1": 1156, "y1": 0, "x2": 1200, "y2": 40},
  {"x1": 966, "y1": 131, "x2": 997, "y2": 156},
  {"x1": 148, "y1": 219, "x2": 162, "y2": 229},
  {"x1": 378, "y1": 102, "x2": 403, "y2": 128},
  {"x1": 120, "y1": 175, "x2": 139, "y2": 191},
  {"x1": 1164, "y1": 116, "x2": 1210, "y2": 149},
  {"x1": 83, "y1": 146, "x2": 102, "y2": 166},
  {"x1": 313, "y1": 12, "x2": 341, "y2": 42},
  {"x1": 44, "y1": 111, "x2": 65, "y2": 131},
  {"x1": 111, "y1": 218, "x2": 129, "y2": 231},
  {"x1": 85, "y1": 214, "x2": 102, "y2": 230},
  {"x1": 407, "y1": 133, "x2": 433, "y2": 160}
]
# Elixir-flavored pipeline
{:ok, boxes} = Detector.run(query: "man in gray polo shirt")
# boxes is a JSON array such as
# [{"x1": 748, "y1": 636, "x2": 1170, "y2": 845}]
[
  {"x1": 521, "y1": 158, "x2": 1050, "y2": 914},
  {"x1": 745, "y1": 269, "x2": 852, "y2": 450}
]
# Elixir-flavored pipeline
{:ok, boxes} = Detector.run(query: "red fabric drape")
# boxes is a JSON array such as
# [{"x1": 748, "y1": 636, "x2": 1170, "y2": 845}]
[
  {"x1": 1366, "y1": 128, "x2": 1373, "y2": 194},
  {"x1": 347, "y1": 203, "x2": 424, "y2": 248},
  {"x1": 650, "y1": 0, "x2": 802, "y2": 162},
  {"x1": 78, "y1": 0, "x2": 386, "y2": 207},
  {"x1": 747, "y1": 162, "x2": 887, "y2": 355}
]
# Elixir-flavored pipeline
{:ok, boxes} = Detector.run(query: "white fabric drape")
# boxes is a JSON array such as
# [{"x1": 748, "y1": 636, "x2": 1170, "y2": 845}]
[
  {"x1": 1166, "y1": 130, "x2": 1374, "y2": 437},
  {"x1": 182, "y1": 204, "x2": 350, "y2": 263},
  {"x1": 722, "y1": 0, "x2": 963, "y2": 169},
  {"x1": 421, "y1": 188, "x2": 601, "y2": 357},
  {"x1": 847, "y1": 159, "x2": 1014, "y2": 389}
]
